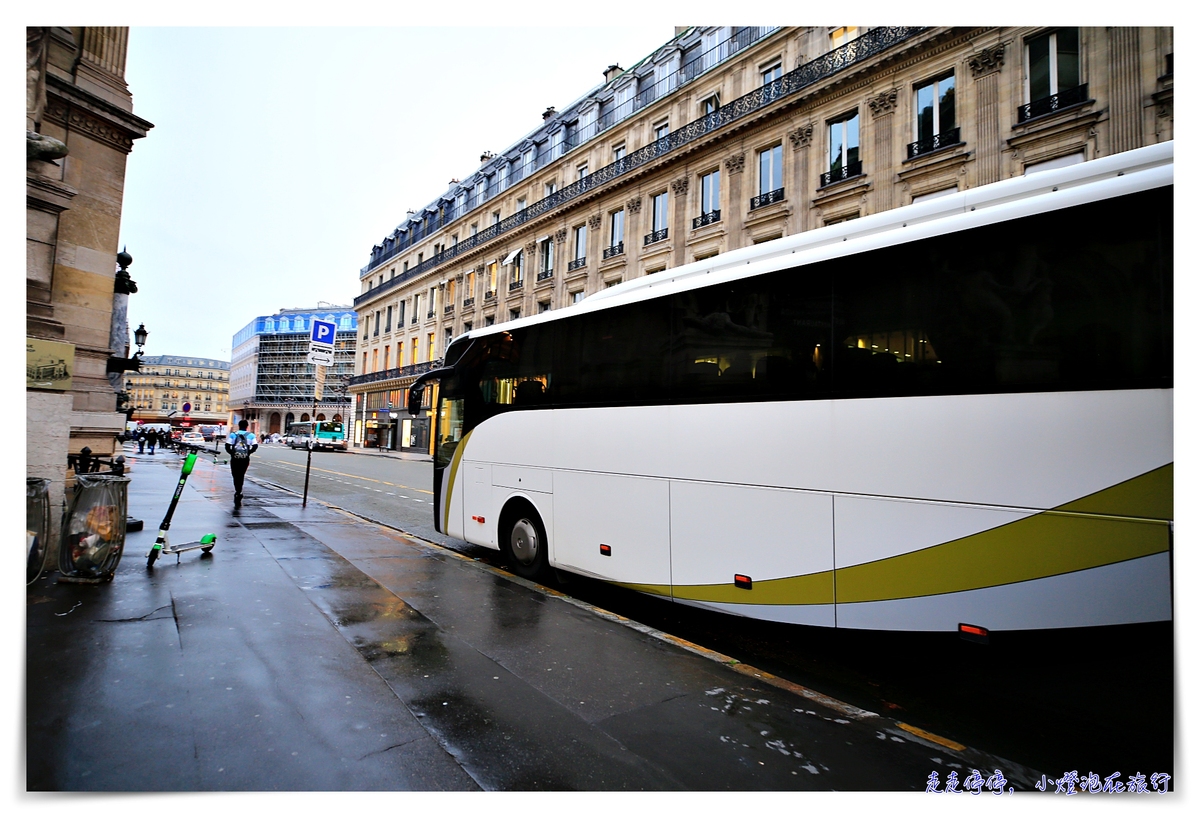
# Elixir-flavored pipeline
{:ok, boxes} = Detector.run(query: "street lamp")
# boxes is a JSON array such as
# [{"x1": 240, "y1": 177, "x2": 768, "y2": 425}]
[{"x1": 133, "y1": 322, "x2": 148, "y2": 352}]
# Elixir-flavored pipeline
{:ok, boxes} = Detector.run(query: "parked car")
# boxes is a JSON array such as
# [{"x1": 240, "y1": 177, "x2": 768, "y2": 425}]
[{"x1": 181, "y1": 432, "x2": 206, "y2": 447}]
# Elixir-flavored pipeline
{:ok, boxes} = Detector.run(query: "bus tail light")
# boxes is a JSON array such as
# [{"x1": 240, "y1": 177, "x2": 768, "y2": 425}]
[
  {"x1": 958, "y1": 623, "x2": 989, "y2": 644},
  {"x1": 471, "y1": 515, "x2": 485, "y2": 524},
  {"x1": 599, "y1": 544, "x2": 611, "y2": 556},
  {"x1": 734, "y1": 574, "x2": 752, "y2": 590}
]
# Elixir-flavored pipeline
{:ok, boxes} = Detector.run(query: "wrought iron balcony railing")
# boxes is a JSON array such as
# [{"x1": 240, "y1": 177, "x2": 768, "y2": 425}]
[
  {"x1": 410, "y1": 317, "x2": 418, "y2": 325},
  {"x1": 462, "y1": 297, "x2": 474, "y2": 308},
  {"x1": 568, "y1": 257, "x2": 587, "y2": 271},
  {"x1": 426, "y1": 311, "x2": 434, "y2": 319},
  {"x1": 509, "y1": 278, "x2": 524, "y2": 291},
  {"x1": 537, "y1": 268, "x2": 554, "y2": 281},
  {"x1": 355, "y1": 26, "x2": 927, "y2": 307},
  {"x1": 485, "y1": 289, "x2": 496, "y2": 300},
  {"x1": 749, "y1": 187, "x2": 785, "y2": 210},
  {"x1": 1018, "y1": 84, "x2": 1089, "y2": 123},
  {"x1": 348, "y1": 360, "x2": 438, "y2": 388},
  {"x1": 603, "y1": 242, "x2": 625, "y2": 260},
  {"x1": 820, "y1": 159, "x2": 863, "y2": 187},
  {"x1": 444, "y1": 304, "x2": 454, "y2": 315},
  {"x1": 906, "y1": 126, "x2": 961, "y2": 159},
  {"x1": 644, "y1": 228, "x2": 669, "y2": 245},
  {"x1": 693, "y1": 210, "x2": 721, "y2": 229}
]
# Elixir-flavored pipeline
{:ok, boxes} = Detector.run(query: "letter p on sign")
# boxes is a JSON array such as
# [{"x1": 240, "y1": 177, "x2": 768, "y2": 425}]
[{"x1": 311, "y1": 320, "x2": 336, "y2": 347}]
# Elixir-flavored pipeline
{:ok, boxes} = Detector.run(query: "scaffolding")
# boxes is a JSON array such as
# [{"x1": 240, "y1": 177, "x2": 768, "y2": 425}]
[{"x1": 253, "y1": 332, "x2": 355, "y2": 403}]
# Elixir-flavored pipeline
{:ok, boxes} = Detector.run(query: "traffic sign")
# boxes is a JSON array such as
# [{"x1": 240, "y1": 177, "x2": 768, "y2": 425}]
[
  {"x1": 307, "y1": 350, "x2": 333, "y2": 367},
  {"x1": 182, "y1": 402, "x2": 191, "y2": 413},
  {"x1": 310, "y1": 319, "x2": 336, "y2": 353}
]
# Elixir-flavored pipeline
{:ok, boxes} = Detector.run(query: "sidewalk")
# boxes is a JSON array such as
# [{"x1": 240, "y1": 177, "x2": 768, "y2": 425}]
[
  {"x1": 26, "y1": 449, "x2": 1037, "y2": 791},
  {"x1": 342, "y1": 445, "x2": 432, "y2": 462}
]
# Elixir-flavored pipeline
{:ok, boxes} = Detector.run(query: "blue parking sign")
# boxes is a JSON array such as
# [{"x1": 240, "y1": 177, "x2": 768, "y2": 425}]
[{"x1": 311, "y1": 319, "x2": 336, "y2": 347}]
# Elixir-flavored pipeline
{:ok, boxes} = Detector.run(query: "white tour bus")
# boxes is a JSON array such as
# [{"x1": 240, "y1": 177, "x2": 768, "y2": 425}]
[{"x1": 409, "y1": 142, "x2": 1173, "y2": 633}]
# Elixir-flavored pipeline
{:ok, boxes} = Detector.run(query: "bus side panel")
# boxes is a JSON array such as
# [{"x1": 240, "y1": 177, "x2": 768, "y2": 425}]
[
  {"x1": 835, "y1": 551, "x2": 1172, "y2": 632},
  {"x1": 552, "y1": 471, "x2": 672, "y2": 586},
  {"x1": 460, "y1": 462, "x2": 499, "y2": 549},
  {"x1": 669, "y1": 482, "x2": 835, "y2": 626}
]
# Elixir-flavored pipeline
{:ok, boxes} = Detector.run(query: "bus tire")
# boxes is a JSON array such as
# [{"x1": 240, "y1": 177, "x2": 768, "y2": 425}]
[{"x1": 501, "y1": 502, "x2": 550, "y2": 583}]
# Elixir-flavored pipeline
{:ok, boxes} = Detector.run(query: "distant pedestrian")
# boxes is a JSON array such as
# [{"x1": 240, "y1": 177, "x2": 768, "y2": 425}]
[
  {"x1": 147, "y1": 428, "x2": 158, "y2": 454},
  {"x1": 136, "y1": 429, "x2": 146, "y2": 454},
  {"x1": 224, "y1": 420, "x2": 258, "y2": 506}
]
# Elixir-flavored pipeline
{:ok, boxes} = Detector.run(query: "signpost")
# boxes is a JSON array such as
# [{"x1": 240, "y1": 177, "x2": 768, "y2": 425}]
[{"x1": 302, "y1": 320, "x2": 337, "y2": 508}]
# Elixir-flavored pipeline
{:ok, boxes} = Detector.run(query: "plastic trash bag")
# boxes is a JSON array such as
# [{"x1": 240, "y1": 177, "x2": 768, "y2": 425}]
[{"x1": 58, "y1": 474, "x2": 129, "y2": 582}]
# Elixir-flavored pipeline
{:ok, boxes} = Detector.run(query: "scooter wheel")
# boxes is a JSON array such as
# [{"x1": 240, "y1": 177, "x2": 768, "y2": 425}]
[
  {"x1": 201, "y1": 546, "x2": 214, "y2": 553},
  {"x1": 146, "y1": 548, "x2": 159, "y2": 569}
]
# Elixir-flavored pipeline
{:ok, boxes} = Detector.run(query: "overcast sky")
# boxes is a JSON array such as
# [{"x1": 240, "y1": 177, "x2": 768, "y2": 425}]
[{"x1": 118, "y1": 25, "x2": 679, "y2": 362}]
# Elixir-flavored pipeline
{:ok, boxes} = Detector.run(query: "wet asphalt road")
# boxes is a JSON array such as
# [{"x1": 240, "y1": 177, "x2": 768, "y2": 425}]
[
  {"x1": 238, "y1": 444, "x2": 1173, "y2": 779},
  {"x1": 31, "y1": 452, "x2": 1025, "y2": 792}
]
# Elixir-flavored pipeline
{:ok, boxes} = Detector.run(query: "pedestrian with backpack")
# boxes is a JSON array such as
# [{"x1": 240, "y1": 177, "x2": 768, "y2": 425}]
[
  {"x1": 224, "y1": 419, "x2": 258, "y2": 506},
  {"x1": 147, "y1": 427, "x2": 158, "y2": 454}
]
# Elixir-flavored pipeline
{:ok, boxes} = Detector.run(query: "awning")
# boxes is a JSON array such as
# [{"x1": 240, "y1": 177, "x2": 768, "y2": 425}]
[{"x1": 502, "y1": 249, "x2": 521, "y2": 265}]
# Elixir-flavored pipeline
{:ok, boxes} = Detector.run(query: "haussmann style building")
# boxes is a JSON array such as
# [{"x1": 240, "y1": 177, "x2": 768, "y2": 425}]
[
  {"x1": 124, "y1": 355, "x2": 230, "y2": 431},
  {"x1": 348, "y1": 25, "x2": 1173, "y2": 456}
]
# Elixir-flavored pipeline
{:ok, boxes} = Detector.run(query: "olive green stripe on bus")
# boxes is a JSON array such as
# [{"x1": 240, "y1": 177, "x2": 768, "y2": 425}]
[
  {"x1": 654, "y1": 464, "x2": 1172, "y2": 606},
  {"x1": 443, "y1": 430, "x2": 473, "y2": 533}
]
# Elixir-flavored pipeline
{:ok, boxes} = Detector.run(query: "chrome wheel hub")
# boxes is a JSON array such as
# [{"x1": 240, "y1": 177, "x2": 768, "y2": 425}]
[{"x1": 510, "y1": 518, "x2": 540, "y2": 565}]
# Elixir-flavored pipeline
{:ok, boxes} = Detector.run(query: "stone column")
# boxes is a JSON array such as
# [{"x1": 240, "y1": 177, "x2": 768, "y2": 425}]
[
  {"x1": 670, "y1": 177, "x2": 690, "y2": 267},
  {"x1": 723, "y1": 152, "x2": 746, "y2": 250},
  {"x1": 868, "y1": 89, "x2": 898, "y2": 212},
  {"x1": 586, "y1": 214, "x2": 602, "y2": 295},
  {"x1": 969, "y1": 44, "x2": 1006, "y2": 186},
  {"x1": 553, "y1": 228, "x2": 567, "y2": 306},
  {"x1": 788, "y1": 123, "x2": 814, "y2": 233},
  {"x1": 624, "y1": 195, "x2": 642, "y2": 272},
  {"x1": 1107, "y1": 27, "x2": 1144, "y2": 154}
]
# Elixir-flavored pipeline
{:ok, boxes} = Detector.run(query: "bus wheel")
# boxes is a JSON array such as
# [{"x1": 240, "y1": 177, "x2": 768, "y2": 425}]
[{"x1": 503, "y1": 504, "x2": 549, "y2": 582}]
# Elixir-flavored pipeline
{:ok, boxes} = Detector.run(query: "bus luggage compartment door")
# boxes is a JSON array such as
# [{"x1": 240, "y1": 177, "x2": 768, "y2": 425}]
[{"x1": 552, "y1": 471, "x2": 671, "y2": 587}]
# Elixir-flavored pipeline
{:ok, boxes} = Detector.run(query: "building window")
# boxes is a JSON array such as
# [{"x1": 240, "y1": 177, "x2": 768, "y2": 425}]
[
  {"x1": 538, "y1": 301, "x2": 551, "y2": 314},
  {"x1": 410, "y1": 338, "x2": 418, "y2": 363},
  {"x1": 570, "y1": 225, "x2": 587, "y2": 270},
  {"x1": 487, "y1": 262, "x2": 498, "y2": 296},
  {"x1": 385, "y1": 305, "x2": 392, "y2": 333},
  {"x1": 613, "y1": 144, "x2": 626, "y2": 162},
  {"x1": 517, "y1": 197, "x2": 526, "y2": 212},
  {"x1": 703, "y1": 95, "x2": 720, "y2": 116},
  {"x1": 758, "y1": 144, "x2": 783, "y2": 196},
  {"x1": 429, "y1": 287, "x2": 437, "y2": 317},
  {"x1": 694, "y1": 169, "x2": 721, "y2": 228},
  {"x1": 831, "y1": 27, "x2": 861, "y2": 47},
  {"x1": 654, "y1": 121, "x2": 670, "y2": 140},
  {"x1": 1026, "y1": 28, "x2": 1080, "y2": 105},
  {"x1": 464, "y1": 270, "x2": 475, "y2": 302},
  {"x1": 509, "y1": 309, "x2": 521, "y2": 322},
  {"x1": 545, "y1": 181, "x2": 557, "y2": 197},
  {"x1": 824, "y1": 112, "x2": 861, "y2": 185},
  {"x1": 646, "y1": 191, "x2": 669, "y2": 244},
  {"x1": 485, "y1": 315, "x2": 495, "y2": 327},
  {"x1": 1021, "y1": 29, "x2": 1084, "y2": 121},
  {"x1": 470, "y1": 223, "x2": 478, "y2": 237},
  {"x1": 383, "y1": 346, "x2": 390, "y2": 370},
  {"x1": 444, "y1": 328, "x2": 453, "y2": 352},
  {"x1": 605, "y1": 209, "x2": 625, "y2": 258},
  {"x1": 397, "y1": 300, "x2": 405, "y2": 326},
  {"x1": 910, "y1": 73, "x2": 957, "y2": 158},
  {"x1": 412, "y1": 293, "x2": 421, "y2": 322},
  {"x1": 510, "y1": 251, "x2": 524, "y2": 287},
  {"x1": 463, "y1": 322, "x2": 472, "y2": 333},
  {"x1": 761, "y1": 62, "x2": 782, "y2": 85},
  {"x1": 371, "y1": 348, "x2": 378, "y2": 372},
  {"x1": 578, "y1": 163, "x2": 589, "y2": 180},
  {"x1": 540, "y1": 238, "x2": 554, "y2": 276},
  {"x1": 492, "y1": 211, "x2": 501, "y2": 226},
  {"x1": 373, "y1": 311, "x2": 380, "y2": 336}
]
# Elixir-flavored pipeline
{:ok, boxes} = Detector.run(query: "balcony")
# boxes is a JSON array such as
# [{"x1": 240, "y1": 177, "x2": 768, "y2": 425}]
[
  {"x1": 906, "y1": 127, "x2": 961, "y2": 159},
  {"x1": 749, "y1": 188, "x2": 785, "y2": 210},
  {"x1": 509, "y1": 278, "x2": 524, "y2": 291},
  {"x1": 568, "y1": 257, "x2": 587, "y2": 271},
  {"x1": 484, "y1": 289, "x2": 496, "y2": 300},
  {"x1": 692, "y1": 210, "x2": 721, "y2": 229},
  {"x1": 1017, "y1": 84, "x2": 1089, "y2": 123},
  {"x1": 427, "y1": 310, "x2": 435, "y2": 319},
  {"x1": 444, "y1": 304, "x2": 454, "y2": 315},
  {"x1": 820, "y1": 160, "x2": 863, "y2": 188},
  {"x1": 603, "y1": 242, "x2": 624, "y2": 260},
  {"x1": 537, "y1": 268, "x2": 554, "y2": 281},
  {"x1": 644, "y1": 228, "x2": 669, "y2": 245},
  {"x1": 348, "y1": 360, "x2": 439, "y2": 388},
  {"x1": 410, "y1": 317, "x2": 418, "y2": 325},
  {"x1": 462, "y1": 297, "x2": 475, "y2": 308}
]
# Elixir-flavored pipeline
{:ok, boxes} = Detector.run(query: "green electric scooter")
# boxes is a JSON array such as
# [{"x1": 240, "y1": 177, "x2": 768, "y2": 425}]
[{"x1": 146, "y1": 452, "x2": 217, "y2": 568}]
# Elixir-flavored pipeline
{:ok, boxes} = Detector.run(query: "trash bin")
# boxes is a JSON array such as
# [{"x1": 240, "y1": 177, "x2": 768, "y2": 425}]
[
  {"x1": 27, "y1": 478, "x2": 50, "y2": 585},
  {"x1": 58, "y1": 473, "x2": 130, "y2": 584}
]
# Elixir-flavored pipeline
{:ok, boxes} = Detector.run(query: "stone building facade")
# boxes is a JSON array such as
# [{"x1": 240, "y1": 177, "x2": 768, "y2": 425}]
[
  {"x1": 27, "y1": 27, "x2": 152, "y2": 540},
  {"x1": 349, "y1": 25, "x2": 1173, "y2": 454},
  {"x1": 124, "y1": 355, "x2": 231, "y2": 430}
]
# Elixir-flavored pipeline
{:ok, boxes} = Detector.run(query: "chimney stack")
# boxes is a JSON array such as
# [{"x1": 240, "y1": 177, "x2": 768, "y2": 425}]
[
  {"x1": 604, "y1": 64, "x2": 624, "y2": 83},
  {"x1": 542, "y1": 106, "x2": 556, "y2": 121}
]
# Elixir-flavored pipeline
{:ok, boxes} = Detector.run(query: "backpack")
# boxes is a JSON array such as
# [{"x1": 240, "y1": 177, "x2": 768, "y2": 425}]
[{"x1": 231, "y1": 432, "x2": 251, "y2": 460}]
